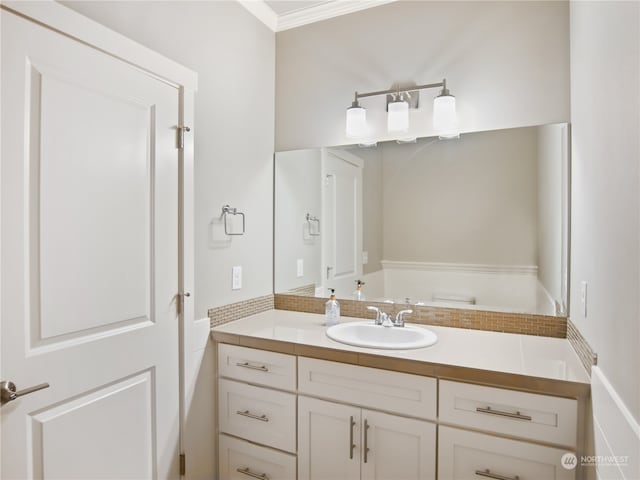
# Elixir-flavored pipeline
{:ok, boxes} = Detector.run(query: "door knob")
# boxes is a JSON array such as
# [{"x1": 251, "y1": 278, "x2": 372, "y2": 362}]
[{"x1": 1, "y1": 380, "x2": 49, "y2": 405}]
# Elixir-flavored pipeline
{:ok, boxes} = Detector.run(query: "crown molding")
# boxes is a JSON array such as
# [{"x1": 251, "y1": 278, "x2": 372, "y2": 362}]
[
  {"x1": 277, "y1": 0, "x2": 397, "y2": 31},
  {"x1": 237, "y1": 0, "x2": 278, "y2": 31},
  {"x1": 237, "y1": 0, "x2": 397, "y2": 33}
]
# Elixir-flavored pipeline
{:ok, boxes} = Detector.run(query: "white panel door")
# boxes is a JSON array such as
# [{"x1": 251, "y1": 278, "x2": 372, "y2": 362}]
[
  {"x1": 322, "y1": 149, "x2": 363, "y2": 297},
  {"x1": 361, "y1": 410, "x2": 436, "y2": 480},
  {"x1": 298, "y1": 396, "x2": 361, "y2": 480},
  {"x1": 1, "y1": 10, "x2": 181, "y2": 479}
]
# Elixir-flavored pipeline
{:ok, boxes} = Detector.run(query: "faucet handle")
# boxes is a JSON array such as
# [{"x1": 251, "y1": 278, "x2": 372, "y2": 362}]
[
  {"x1": 367, "y1": 306, "x2": 383, "y2": 325},
  {"x1": 395, "y1": 309, "x2": 413, "y2": 327}
]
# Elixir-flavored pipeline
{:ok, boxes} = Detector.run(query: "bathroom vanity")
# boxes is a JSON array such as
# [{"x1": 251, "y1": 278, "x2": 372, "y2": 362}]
[{"x1": 211, "y1": 310, "x2": 589, "y2": 480}]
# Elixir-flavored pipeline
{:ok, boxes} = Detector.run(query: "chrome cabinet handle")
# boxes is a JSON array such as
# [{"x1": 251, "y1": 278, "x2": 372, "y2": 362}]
[
  {"x1": 475, "y1": 469, "x2": 520, "y2": 480},
  {"x1": 236, "y1": 362, "x2": 269, "y2": 372},
  {"x1": 236, "y1": 467, "x2": 269, "y2": 479},
  {"x1": 476, "y1": 406, "x2": 532, "y2": 421},
  {"x1": 349, "y1": 415, "x2": 356, "y2": 459},
  {"x1": 236, "y1": 410, "x2": 269, "y2": 422},
  {"x1": 1, "y1": 381, "x2": 49, "y2": 405},
  {"x1": 363, "y1": 419, "x2": 370, "y2": 463}
]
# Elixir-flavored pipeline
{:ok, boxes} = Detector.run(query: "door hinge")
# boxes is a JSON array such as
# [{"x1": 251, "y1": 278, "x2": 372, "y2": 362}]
[
  {"x1": 176, "y1": 293, "x2": 182, "y2": 315},
  {"x1": 179, "y1": 453, "x2": 186, "y2": 476},
  {"x1": 177, "y1": 125, "x2": 191, "y2": 150}
]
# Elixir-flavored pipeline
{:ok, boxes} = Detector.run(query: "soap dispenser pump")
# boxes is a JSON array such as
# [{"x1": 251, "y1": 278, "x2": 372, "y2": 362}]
[
  {"x1": 352, "y1": 280, "x2": 366, "y2": 301},
  {"x1": 325, "y1": 288, "x2": 340, "y2": 326}
]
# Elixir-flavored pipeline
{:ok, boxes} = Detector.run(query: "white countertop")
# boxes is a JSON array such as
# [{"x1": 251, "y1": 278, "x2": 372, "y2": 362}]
[{"x1": 212, "y1": 309, "x2": 590, "y2": 385}]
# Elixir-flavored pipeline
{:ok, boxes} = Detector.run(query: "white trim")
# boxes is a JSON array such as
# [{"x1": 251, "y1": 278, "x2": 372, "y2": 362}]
[
  {"x1": 591, "y1": 366, "x2": 640, "y2": 480},
  {"x1": 236, "y1": 0, "x2": 398, "y2": 33},
  {"x1": 380, "y1": 260, "x2": 538, "y2": 276},
  {"x1": 237, "y1": 0, "x2": 278, "y2": 32},
  {"x1": 1, "y1": 1, "x2": 198, "y2": 90},
  {"x1": 276, "y1": 0, "x2": 397, "y2": 32}
]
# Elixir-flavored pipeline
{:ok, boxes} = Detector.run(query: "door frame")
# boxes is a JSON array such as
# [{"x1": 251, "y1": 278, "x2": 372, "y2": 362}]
[
  {"x1": 320, "y1": 147, "x2": 364, "y2": 298},
  {"x1": 0, "y1": 1, "x2": 197, "y2": 474}
]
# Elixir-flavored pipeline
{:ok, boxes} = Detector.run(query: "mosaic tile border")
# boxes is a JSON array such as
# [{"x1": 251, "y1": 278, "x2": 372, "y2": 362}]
[
  {"x1": 567, "y1": 319, "x2": 597, "y2": 375},
  {"x1": 274, "y1": 294, "x2": 567, "y2": 338},
  {"x1": 208, "y1": 294, "x2": 274, "y2": 328}
]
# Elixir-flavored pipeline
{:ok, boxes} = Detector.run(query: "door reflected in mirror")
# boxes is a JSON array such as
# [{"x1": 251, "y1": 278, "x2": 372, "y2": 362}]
[{"x1": 274, "y1": 124, "x2": 569, "y2": 316}]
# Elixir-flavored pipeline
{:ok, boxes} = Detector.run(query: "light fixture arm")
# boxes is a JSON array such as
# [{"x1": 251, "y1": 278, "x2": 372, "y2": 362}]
[{"x1": 354, "y1": 79, "x2": 447, "y2": 102}]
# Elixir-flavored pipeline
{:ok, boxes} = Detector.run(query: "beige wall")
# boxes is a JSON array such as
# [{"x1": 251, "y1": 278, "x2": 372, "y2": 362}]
[
  {"x1": 275, "y1": 1, "x2": 569, "y2": 150},
  {"x1": 570, "y1": 0, "x2": 640, "y2": 422},
  {"x1": 274, "y1": 149, "x2": 322, "y2": 292},
  {"x1": 381, "y1": 128, "x2": 538, "y2": 266},
  {"x1": 63, "y1": 1, "x2": 276, "y2": 319}
]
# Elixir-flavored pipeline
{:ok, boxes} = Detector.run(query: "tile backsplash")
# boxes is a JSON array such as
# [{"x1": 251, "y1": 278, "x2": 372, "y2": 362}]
[
  {"x1": 566, "y1": 319, "x2": 598, "y2": 374},
  {"x1": 274, "y1": 294, "x2": 567, "y2": 338},
  {"x1": 208, "y1": 294, "x2": 274, "y2": 328}
]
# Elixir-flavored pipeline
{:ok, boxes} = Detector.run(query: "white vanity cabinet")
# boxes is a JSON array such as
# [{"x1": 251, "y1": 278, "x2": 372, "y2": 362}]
[
  {"x1": 215, "y1": 342, "x2": 581, "y2": 480},
  {"x1": 438, "y1": 427, "x2": 575, "y2": 480},
  {"x1": 217, "y1": 345, "x2": 298, "y2": 480},
  {"x1": 297, "y1": 357, "x2": 437, "y2": 480},
  {"x1": 438, "y1": 380, "x2": 578, "y2": 480},
  {"x1": 298, "y1": 396, "x2": 436, "y2": 480}
]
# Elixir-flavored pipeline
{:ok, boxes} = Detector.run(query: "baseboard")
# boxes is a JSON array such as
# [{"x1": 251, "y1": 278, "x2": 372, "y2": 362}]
[{"x1": 591, "y1": 366, "x2": 640, "y2": 479}]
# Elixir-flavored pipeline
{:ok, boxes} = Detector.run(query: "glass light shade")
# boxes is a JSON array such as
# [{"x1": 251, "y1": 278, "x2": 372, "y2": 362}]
[
  {"x1": 433, "y1": 94, "x2": 458, "y2": 138},
  {"x1": 346, "y1": 106, "x2": 367, "y2": 139},
  {"x1": 387, "y1": 101, "x2": 409, "y2": 133}
]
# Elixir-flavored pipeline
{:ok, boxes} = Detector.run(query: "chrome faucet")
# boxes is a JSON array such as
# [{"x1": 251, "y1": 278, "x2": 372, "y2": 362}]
[
  {"x1": 367, "y1": 306, "x2": 412, "y2": 327},
  {"x1": 394, "y1": 309, "x2": 413, "y2": 327}
]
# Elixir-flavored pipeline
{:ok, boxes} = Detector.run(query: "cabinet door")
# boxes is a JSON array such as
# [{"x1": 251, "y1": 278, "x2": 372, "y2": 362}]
[
  {"x1": 298, "y1": 396, "x2": 361, "y2": 480},
  {"x1": 361, "y1": 410, "x2": 436, "y2": 480}
]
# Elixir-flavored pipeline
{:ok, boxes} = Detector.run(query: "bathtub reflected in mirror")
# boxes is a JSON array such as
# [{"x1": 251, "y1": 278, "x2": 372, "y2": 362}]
[{"x1": 274, "y1": 124, "x2": 570, "y2": 316}]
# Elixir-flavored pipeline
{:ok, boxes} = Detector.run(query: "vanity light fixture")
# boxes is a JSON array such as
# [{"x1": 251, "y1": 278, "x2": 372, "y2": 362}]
[
  {"x1": 345, "y1": 78, "x2": 459, "y2": 140},
  {"x1": 345, "y1": 98, "x2": 367, "y2": 139}
]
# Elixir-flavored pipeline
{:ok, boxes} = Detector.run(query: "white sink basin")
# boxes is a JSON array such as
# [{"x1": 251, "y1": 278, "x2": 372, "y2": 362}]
[{"x1": 326, "y1": 321, "x2": 438, "y2": 350}]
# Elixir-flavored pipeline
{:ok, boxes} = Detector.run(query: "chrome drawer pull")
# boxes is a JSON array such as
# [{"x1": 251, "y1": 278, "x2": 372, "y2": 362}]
[
  {"x1": 475, "y1": 469, "x2": 520, "y2": 480},
  {"x1": 237, "y1": 467, "x2": 269, "y2": 479},
  {"x1": 236, "y1": 362, "x2": 269, "y2": 372},
  {"x1": 236, "y1": 410, "x2": 269, "y2": 422},
  {"x1": 349, "y1": 415, "x2": 356, "y2": 459},
  {"x1": 363, "y1": 419, "x2": 370, "y2": 463},
  {"x1": 476, "y1": 406, "x2": 532, "y2": 421}
]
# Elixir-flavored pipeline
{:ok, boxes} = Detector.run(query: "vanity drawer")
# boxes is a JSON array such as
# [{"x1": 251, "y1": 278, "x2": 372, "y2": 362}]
[
  {"x1": 218, "y1": 379, "x2": 296, "y2": 453},
  {"x1": 219, "y1": 434, "x2": 296, "y2": 480},
  {"x1": 438, "y1": 426, "x2": 575, "y2": 480},
  {"x1": 218, "y1": 344, "x2": 296, "y2": 391},
  {"x1": 439, "y1": 380, "x2": 577, "y2": 447},
  {"x1": 298, "y1": 357, "x2": 437, "y2": 420}
]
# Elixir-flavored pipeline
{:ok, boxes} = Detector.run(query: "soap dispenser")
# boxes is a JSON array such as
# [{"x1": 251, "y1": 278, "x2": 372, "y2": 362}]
[
  {"x1": 352, "y1": 280, "x2": 366, "y2": 301},
  {"x1": 325, "y1": 288, "x2": 340, "y2": 326}
]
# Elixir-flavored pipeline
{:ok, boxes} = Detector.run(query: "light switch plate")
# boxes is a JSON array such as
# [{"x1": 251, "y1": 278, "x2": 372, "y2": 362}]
[
  {"x1": 232, "y1": 266, "x2": 242, "y2": 290},
  {"x1": 362, "y1": 251, "x2": 369, "y2": 265},
  {"x1": 296, "y1": 259, "x2": 304, "y2": 277}
]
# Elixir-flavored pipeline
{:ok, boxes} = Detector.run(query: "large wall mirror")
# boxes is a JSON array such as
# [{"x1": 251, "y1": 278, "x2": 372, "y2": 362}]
[{"x1": 274, "y1": 124, "x2": 570, "y2": 316}]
